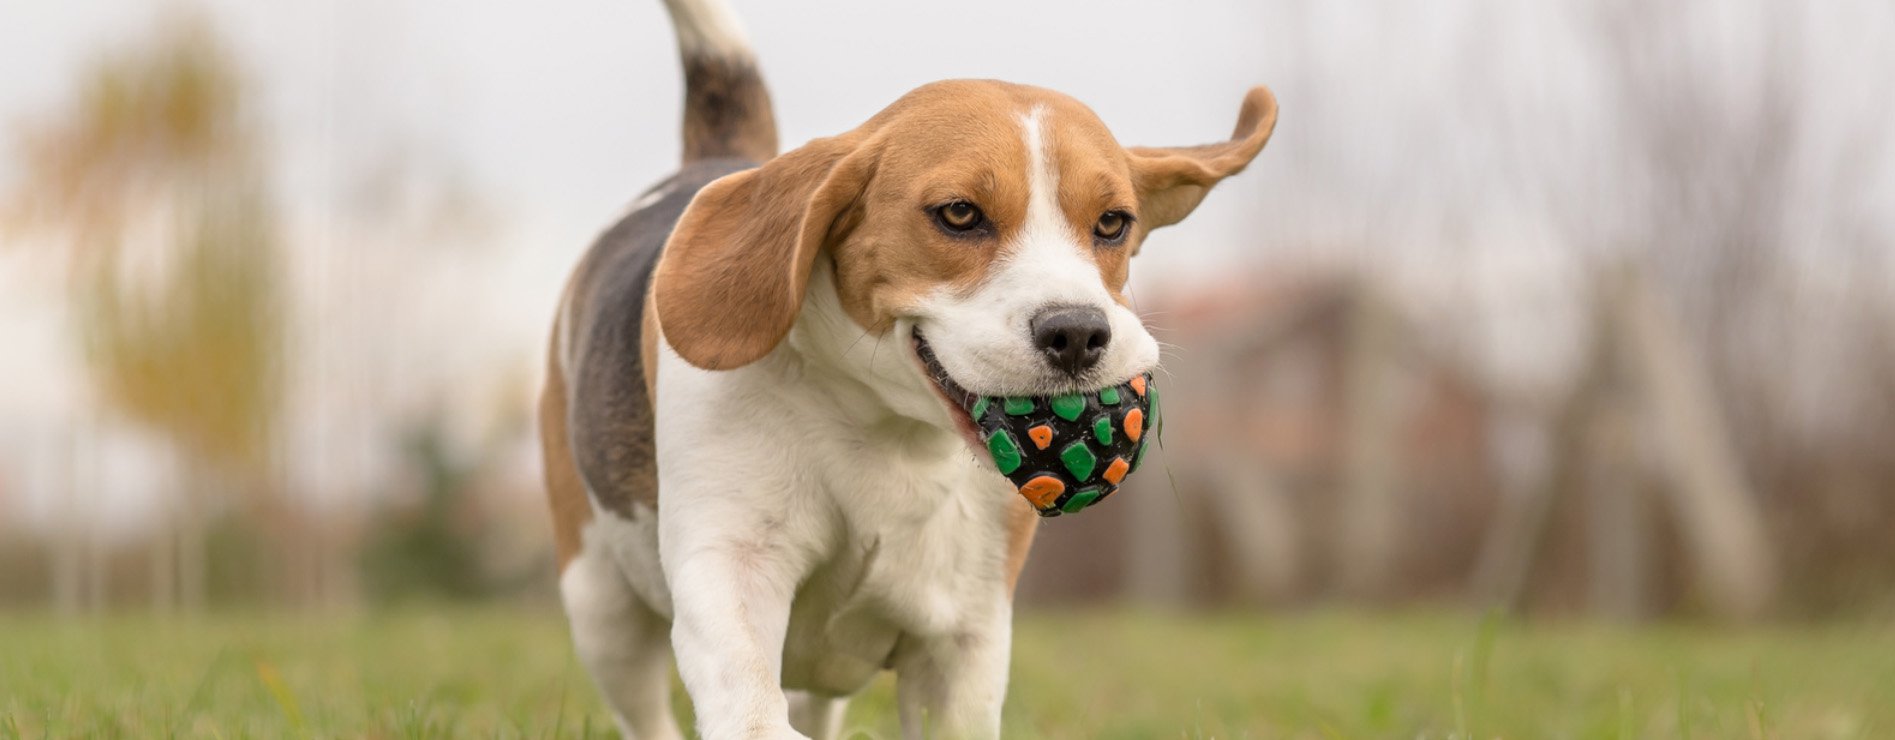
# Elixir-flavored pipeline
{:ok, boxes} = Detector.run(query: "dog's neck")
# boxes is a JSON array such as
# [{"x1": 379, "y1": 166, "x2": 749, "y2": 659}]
[{"x1": 778, "y1": 256, "x2": 965, "y2": 454}]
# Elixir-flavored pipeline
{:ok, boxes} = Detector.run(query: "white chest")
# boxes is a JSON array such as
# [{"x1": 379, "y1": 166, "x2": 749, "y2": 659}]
[
  {"x1": 644, "y1": 348, "x2": 1020, "y2": 695},
  {"x1": 778, "y1": 446, "x2": 1015, "y2": 694}
]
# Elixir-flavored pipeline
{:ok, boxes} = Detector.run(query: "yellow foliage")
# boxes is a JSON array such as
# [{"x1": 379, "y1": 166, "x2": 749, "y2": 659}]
[{"x1": 6, "y1": 14, "x2": 283, "y2": 484}]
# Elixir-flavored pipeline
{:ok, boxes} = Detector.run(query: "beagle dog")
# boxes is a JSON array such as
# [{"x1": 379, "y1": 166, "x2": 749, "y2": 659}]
[{"x1": 540, "y1": 0, "x2": 1277, "y2": 737}]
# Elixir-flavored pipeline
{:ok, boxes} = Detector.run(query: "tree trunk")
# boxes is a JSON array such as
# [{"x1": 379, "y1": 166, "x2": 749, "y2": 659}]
[
  {"x1": 1583, "y1": 381, "x2": 1651, "y2": 620},
  {"x1": 1620, "y1": 269, "x2": 1775, "y2": 619},
  {"x1": 1338, "y1": 287, "x2": 1402, "y2": 600},
  {"x1": 51, "y1": 424, "x2": 82, "y2": 614},
  {"x1": 150, "y1": 505, "x2": 176, "y2": 613},
  {"x1": 1206, "y1": 464, "x2": 1300, "y2": 604},
  {"x1": 1124, "y1": 446, "x2": 1191, "y2": 607},
  {"x1": 175, "y1": 457, "x2": 212, "y2": 612}
]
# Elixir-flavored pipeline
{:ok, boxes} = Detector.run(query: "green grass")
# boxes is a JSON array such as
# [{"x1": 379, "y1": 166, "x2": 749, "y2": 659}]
[{"x1": 2, "y1": 608, "x2": 1891, "y2": 738}]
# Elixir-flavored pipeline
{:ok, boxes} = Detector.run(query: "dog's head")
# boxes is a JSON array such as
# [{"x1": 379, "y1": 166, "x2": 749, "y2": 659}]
[{"x1": 656, "y1": 80, "x2": 1275, "y2": 432}]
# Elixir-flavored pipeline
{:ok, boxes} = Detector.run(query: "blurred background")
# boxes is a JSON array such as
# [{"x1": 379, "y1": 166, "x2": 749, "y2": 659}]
[{"x1": 3, "y1": 0, "x2": 1894, "y2": 625}]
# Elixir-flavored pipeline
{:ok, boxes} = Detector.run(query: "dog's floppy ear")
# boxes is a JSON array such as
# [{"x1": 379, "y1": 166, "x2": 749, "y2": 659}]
[
  {"x1": 1126, "y1": 86, "x2": 1278, "y2": 232},
  {"x1": 654, "y1": 133, "x2": 875, "y2": 370}
]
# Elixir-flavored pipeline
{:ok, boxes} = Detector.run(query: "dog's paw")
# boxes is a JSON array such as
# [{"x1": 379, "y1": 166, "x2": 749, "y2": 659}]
[
  {"x1": 712, "y1": 720, "x2": 809, "y2": 740},
  {"x1": 739, "y1": 728, "x2": 810, "y2": 740}
]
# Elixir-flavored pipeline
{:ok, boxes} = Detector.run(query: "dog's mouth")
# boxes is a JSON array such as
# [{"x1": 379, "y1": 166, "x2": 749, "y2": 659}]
[
  {"x1": 911, "y1": 329, "x2": 984, "y2": 446},
  {"x1": 910, "y1": 326, "x2": 1159, "y2": 517}
]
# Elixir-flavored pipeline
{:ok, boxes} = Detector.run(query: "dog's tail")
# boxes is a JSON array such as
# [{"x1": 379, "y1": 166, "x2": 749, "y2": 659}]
[{"x1": 660, "y1": 0, "x2": 778, "y2": 164}]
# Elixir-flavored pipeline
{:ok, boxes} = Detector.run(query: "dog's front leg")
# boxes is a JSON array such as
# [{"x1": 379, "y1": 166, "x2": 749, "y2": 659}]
[
  {"x1": 891, "y1": 600, "x2": 1013, "y2": 740},
  {"x1": 662, "y1": 501, "x2": 813, "y2": 740}
]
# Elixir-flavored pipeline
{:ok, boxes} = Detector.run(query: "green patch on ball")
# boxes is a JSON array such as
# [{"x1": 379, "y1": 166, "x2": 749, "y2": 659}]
[{"x1": 967, "y1": 373, "x2": 1158, "y2": 517}]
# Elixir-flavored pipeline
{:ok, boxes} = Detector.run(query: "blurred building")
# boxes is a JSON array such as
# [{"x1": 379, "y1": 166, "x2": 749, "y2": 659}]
[{"x1": 1023, "y1": 272, "x2": 1502, "y2": 607}]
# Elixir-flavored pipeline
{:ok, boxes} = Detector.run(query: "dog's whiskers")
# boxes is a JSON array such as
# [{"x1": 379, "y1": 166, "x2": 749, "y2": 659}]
[{"x1": 845, "y1": 326, "x2": 873, "y2": 356}]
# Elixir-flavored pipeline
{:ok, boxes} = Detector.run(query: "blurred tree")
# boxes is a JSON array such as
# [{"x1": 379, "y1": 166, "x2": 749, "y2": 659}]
[
  {"x1": 359, "y1": 419, "x2": 496, "y2": 605},
  {"x1": 4, "y1": 16, "x2": 285, "y2": 611}
]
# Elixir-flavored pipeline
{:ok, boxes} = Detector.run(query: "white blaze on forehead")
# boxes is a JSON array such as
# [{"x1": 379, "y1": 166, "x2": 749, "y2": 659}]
[
  {"x1": 1021, "y1": 106, "x2": 1064, "y2": 243},
  {"x1": 1007, "y1": 106, "x2": 1106, "y2": 308}
]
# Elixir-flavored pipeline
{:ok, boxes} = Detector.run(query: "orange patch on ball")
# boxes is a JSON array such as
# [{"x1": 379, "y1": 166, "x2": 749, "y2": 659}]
[
  {"x1": 1123, "y1": 408, "x2": 1144, "y2": 443},
  {"x1": 1027, "y1": 425, "x2": 1054, "y2": 450},
  {"x1": 1129, "y1": 375, "x2": 1147, "y2": 397},
  {"x1": 1019, "y1": 476, "x2": 1066, "y2": 508},
  {"x1": 1102, "y1": 457, "x2": 1130, "y2": 485}
]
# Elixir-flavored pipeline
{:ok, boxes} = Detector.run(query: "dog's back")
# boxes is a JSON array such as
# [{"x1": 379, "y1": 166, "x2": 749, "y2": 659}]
[{"x1": 540, "y1": 0, "x2": 777, "y2": 567}]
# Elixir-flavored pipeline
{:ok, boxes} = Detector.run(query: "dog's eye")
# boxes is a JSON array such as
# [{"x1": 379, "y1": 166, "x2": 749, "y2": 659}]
[
  {"x1": 1094, "y1": 210, "x2": 1133, "y2": 243},
  {"x1": 933, "y1": 201, "x2": 987, "y2": 234}
]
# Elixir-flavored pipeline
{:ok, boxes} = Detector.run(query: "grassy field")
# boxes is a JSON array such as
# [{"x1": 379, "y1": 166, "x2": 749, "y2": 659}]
[{"x1": 2, "y1": 608, "x2": 1891, "y2": 739}]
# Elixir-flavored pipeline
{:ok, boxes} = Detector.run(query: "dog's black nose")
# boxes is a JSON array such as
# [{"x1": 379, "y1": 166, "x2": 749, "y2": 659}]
[{"x1": 1030, "y1": 306, "x2": 1111, "y2": 376}]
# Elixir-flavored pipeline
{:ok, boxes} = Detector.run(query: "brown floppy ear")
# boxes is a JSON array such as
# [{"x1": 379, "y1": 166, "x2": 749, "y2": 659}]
[
  {"x1": 1126, "y1": 86, "x2": 1279, "y2": 231},
  {"x1": 653, "y1": 134, "x2": 875, "y2": 370}
]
